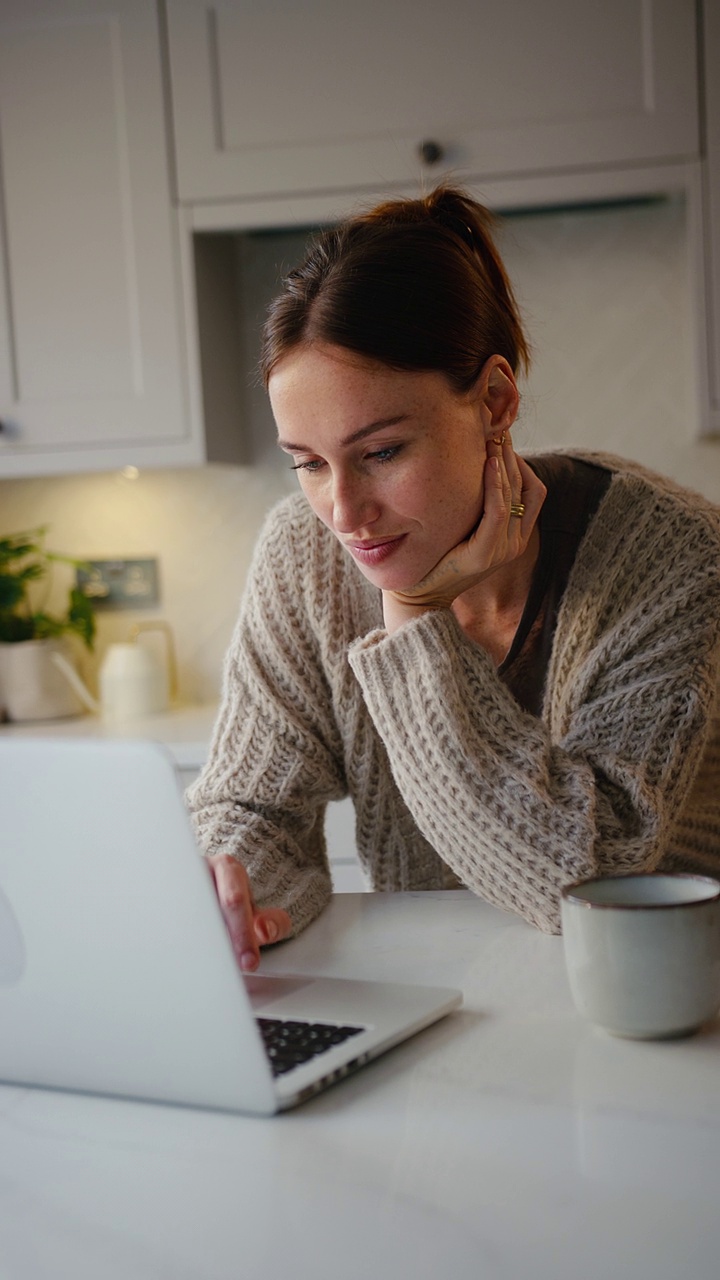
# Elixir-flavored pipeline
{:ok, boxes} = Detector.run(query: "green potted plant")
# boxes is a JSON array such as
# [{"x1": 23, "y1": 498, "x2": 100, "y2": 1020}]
[{"x1": 0, "y1": 527, "x2": 96, "y2": 721}]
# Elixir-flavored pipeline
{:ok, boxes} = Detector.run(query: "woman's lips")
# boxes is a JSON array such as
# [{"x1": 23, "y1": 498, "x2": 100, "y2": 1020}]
[{"x1": 345, "y1": 534, "x2": 407, "y2": 567}]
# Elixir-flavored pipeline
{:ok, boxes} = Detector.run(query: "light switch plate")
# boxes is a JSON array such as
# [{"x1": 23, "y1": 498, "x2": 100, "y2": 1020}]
[{"x1": 76, "y1": 559, "x2": 160, "y2": 609}]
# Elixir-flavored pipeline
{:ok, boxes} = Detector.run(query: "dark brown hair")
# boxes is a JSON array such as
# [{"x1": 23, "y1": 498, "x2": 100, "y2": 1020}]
[{"x1": 260, "y1": 185, "x2": 530, "y2": 391}]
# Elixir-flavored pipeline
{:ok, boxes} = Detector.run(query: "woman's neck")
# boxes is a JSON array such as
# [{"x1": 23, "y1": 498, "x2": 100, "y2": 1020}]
[{"x1": 451, "y1": 524, "x2": 541, "y2": 665}]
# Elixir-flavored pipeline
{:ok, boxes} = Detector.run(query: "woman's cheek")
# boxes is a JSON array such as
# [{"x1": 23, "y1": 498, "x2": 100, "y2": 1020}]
[{"x1": 438, "y1": 481, "x2": 485, "y2": 549}]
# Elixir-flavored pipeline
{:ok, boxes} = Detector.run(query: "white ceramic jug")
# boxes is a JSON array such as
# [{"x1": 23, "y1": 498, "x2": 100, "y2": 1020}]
[
  {"x1": 98, "y1": 641, "x2": 168, "y2": 722},
  {"x1": 0, "y1": 638, "x2": 86, "y2": 722},
  {"x1": 52, "y1": 621, "x2": 177, "y2": 723}
]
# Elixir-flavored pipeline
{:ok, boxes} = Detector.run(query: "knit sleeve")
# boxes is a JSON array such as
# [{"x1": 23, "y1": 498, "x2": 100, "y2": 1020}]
[
  {"x1": 347, "y1": 487, "x2": 720, "y2": 934},
  {"x1": 185, "y1": 498, "x2": 347, "y2": 936}
]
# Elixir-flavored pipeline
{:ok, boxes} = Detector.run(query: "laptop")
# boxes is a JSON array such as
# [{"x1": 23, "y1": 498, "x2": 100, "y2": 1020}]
[{"x1": 0, "y1": 738, "x2": 461, "y2": 1115}]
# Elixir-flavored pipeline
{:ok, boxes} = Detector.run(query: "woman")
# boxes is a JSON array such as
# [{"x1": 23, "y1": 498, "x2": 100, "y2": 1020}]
[{"x1": 187, "y1": 185, "x2": 720, "y2": 972}]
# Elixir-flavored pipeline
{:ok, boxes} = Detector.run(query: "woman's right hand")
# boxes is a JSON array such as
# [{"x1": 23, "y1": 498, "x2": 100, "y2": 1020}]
[
  {"x1": 207, "y1": 854, "x2": 292, "y2": 972},
  {"x1": 382, "y1": 440, "x2": 546, "y2": 633}
]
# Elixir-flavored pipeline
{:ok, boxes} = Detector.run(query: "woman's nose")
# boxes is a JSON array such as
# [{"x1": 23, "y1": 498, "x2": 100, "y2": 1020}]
[{"x1": 330, "y1": 471, "x2": 380, "y2": 534}]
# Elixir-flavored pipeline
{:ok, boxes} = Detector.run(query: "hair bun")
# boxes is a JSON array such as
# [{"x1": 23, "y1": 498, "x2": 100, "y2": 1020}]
[{"x1": 430, "y1": 202, "x2": 476, "y2": 251}]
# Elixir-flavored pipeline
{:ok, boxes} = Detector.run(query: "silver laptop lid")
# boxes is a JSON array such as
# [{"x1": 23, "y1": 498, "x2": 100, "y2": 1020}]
[{"x1": 0, "y1": 738, "x2": 278, "y2": 1114}]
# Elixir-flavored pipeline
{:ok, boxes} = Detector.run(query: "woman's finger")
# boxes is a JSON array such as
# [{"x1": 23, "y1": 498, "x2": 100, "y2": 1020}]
[
  {"x1": 501, "y1": 433, "x2": 524, "y2": 502},
  {"x1": 516, "y1": 454, "x2": 547, "y2": 540},
  {"x1": 208, "y1": 854, "x2": 260, "y2": 972},
  {"x1": 481, "y1": 451, "x2": 509, "y2": 532},
  {"x1": 254, "y1": 907, "x2": 293, "y2": 947}
]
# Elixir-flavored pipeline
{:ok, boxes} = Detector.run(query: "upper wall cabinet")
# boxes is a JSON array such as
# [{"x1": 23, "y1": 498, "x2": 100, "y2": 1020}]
[
  {"x1": 0, "y1": 0, "x2": 242, "y2": 477},
  {"x1": 165, "y1": 0, "x2": 699, "y2": 206}
]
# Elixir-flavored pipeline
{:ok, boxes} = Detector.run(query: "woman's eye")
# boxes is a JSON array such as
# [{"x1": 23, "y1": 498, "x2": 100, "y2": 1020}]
[
  {"x1": 367, "y1": 445, "x2": 401, "y2": 464},
  {"x1": 290, "y1": 458, "x2": 325, "y2": 473},
  {"x1": 290, "y1": 444, "x2": 402, "y2": 473}
]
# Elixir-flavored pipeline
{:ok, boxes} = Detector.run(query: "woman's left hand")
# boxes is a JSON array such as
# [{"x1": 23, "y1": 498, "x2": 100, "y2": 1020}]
[{"x1": 383, "y1": 438, "x2": 546, "y2": 630}]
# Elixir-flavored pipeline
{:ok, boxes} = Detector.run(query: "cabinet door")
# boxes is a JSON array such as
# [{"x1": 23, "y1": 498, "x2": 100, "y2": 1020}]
[
  {"x1": 0, "y1": 0, "x2": 233, "y2": 476},
  {"x1": 166, "y1": 0, "x2": 699, "y2": 205}
]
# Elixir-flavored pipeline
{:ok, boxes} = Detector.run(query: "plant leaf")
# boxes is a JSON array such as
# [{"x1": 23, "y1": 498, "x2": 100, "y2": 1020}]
[
  {"x1": 0, "y1": 575, "x2": 27, "y2": 611},
  {"x1": 67, "y1": 588, "x2": 96, "y2": 649},
  {"x1": 31, "y1": 613, "x2": 64, "y2": 640},
  {"x1": 0, "y1": 527, "x2": 95, "y2": 649},
  {"x1": 0, "y1": 615, "x2": 34, "y2": 642},
  {"x1": 0, "y1": 527, "x2": 48, "y2": 568}
]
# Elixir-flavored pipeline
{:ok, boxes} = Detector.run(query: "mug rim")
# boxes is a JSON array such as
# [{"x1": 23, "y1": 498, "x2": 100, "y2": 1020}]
[{"x1": 561, "y1": 871, "x2": 720, "y2": 910}]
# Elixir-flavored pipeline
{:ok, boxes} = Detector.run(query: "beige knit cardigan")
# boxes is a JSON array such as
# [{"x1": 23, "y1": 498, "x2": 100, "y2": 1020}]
[{"x1": 186, "y1": 452, "x2": 720, "y2": 936}]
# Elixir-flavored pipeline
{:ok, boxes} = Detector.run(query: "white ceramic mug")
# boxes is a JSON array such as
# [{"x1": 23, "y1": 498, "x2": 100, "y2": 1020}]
[{"x1": 561, "y1": 873, "x2": 720, "y2": 1039}]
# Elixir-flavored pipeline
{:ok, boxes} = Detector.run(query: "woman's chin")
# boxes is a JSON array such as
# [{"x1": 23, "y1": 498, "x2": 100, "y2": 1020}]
[{"x1": 351, "y1": 556, "x2": 437, "y2": 595}]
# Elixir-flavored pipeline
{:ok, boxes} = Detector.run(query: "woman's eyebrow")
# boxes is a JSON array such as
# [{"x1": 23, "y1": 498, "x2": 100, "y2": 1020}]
[{"x1": 278, "y1": 415, "x2": 409, "y2": 453}]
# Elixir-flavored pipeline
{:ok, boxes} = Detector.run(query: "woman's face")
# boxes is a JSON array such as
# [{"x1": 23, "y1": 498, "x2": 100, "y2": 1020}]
[{"x1": 269, "y1": 343, "x2": 493, "y2": 592}]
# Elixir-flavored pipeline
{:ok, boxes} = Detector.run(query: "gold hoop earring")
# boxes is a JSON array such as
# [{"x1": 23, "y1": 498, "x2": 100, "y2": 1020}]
[{"x1": 491, "y1": 431, "x2": 507, "y2": 446}]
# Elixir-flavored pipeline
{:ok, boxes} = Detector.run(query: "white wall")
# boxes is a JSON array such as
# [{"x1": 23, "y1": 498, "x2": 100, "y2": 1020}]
[
  {"x1": 499, "y1": 196, "x2": 706, "y2": 478},
  {"x1": 1, "y1": 194, "x2": 718, "y2": 704}
]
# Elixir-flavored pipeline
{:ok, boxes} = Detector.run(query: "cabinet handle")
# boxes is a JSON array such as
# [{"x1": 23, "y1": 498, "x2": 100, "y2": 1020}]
[{"x1": 419, "y1": 139, "x2": 444, "y2": 166}]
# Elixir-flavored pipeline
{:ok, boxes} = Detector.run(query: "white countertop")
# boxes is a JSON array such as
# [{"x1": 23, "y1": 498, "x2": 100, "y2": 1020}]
[
  {"x1": 2, "y1": 889, "x2": 719, "y2": 1280},
  {"x1": 0, "y1": 703, "x2": 218, "y2": 768}
]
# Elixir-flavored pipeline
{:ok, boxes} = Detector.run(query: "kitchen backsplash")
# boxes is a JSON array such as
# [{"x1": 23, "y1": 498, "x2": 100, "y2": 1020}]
[{"x1": 1, "y1": 195, "x2": 717, "y2": 704}]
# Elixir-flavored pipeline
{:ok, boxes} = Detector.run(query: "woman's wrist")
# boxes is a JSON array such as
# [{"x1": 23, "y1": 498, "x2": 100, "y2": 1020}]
[{"x1": 382, "y1": 592, "x2": 447, "y2": 635}]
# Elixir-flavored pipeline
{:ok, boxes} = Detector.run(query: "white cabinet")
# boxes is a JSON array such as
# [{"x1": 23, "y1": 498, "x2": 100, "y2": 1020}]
[
  {"x1": 166, "y1": 0, "x2": 699, "y2": 207},
  {"x1": 0, "y1": 0, "x2": 242, "y2": 477}
]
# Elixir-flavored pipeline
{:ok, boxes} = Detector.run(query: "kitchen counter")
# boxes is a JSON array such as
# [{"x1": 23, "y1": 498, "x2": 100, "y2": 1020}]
[
  {"x1": 0, "y1": 702, "x2": 219, "y2": 771},
  {"x1": 2, "y1": 888, "x2": 719, "y2": 1280}
]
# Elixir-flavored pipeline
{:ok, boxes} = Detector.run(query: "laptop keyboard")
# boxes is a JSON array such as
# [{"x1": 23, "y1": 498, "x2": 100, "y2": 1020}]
[{"x1": 256, "y1": 1016, "x2": 365, "y2": 1077}]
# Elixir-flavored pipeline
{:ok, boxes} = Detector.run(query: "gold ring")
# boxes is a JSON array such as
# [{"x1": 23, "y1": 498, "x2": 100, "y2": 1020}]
[
  {"x1": 510, "y1": 503, "x2": 525, "y2": 518},
  {"x1": 492, "y1": 432, "x2": 507, "y2": 446}
]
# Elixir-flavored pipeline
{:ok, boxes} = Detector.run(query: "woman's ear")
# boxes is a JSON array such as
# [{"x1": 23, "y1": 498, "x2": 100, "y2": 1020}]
[{"x1": 474, "y1": 355, "x2": 520, "y2": 438}]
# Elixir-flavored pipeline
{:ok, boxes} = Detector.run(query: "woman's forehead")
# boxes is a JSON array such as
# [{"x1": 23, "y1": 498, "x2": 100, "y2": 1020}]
[
  {"x1": 270, "y1": 341, "x2": 394, "y2": 386},
  {"x1": 269, "y1": 342, "x2": 456, "y2": 406}
]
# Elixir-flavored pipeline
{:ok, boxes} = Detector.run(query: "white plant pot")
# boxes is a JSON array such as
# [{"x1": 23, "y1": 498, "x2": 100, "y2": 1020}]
[{"x1": 0, "y1": 638, "x2": 86, "y2": 722}]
